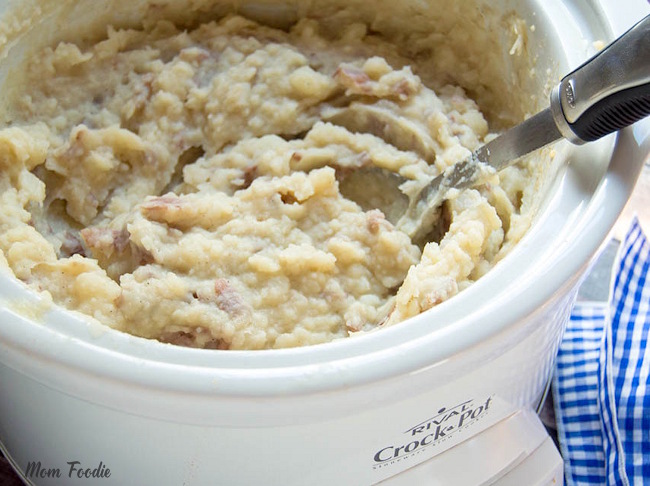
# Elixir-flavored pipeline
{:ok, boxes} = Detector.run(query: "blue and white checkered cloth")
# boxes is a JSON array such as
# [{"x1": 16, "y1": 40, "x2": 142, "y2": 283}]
[{"x1": 553, "y1": 217, "x2": 650, "y2": 486}]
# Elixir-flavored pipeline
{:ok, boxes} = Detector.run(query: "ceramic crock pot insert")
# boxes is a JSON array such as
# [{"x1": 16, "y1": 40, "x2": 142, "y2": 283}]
[{"x1": 0, "y1": 1, "x2": 647, "y2": 485}]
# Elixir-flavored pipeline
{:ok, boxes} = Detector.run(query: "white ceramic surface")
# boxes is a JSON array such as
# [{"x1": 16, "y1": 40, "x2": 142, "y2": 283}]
[{"x1": 0, "y1": 0, "x2": 649, "y2": 484}]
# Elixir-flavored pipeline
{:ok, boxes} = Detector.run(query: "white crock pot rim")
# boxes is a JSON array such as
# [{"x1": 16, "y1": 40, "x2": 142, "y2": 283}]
[{"x1": 1, "y1": 0, "x2": 648, "y2": 398}]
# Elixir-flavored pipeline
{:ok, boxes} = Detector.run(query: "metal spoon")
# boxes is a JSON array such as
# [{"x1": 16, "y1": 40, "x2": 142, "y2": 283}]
[{"x1": 333, "y1": 14, "x2": 650, "y2": 243}]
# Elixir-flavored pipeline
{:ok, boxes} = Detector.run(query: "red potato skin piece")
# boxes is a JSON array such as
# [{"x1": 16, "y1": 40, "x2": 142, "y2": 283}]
[
  {"x1": 334, "y1": 65, "x2": 372, "y2": 94},
  {"x1": 367, "y1": 209, "x2": 386, "y2": 234},
  {"x1": 80, "y1": 228, "x2": 130, "y2": 253},
  {"x1": 159, "y1": 330, "x2": 230, "y2": 350},
  {"x1": 333, "y1": 65, "x2": 415, "y2": 100},
  {"x1": 140, "y1": 195, "x2": 186, "y2": 224},
  {"x1": 214, "y1": 278, "x2": 248, "y2": 317},
  {"x1": 156, "y1": 279, "x2": 249, "y2": 350}
]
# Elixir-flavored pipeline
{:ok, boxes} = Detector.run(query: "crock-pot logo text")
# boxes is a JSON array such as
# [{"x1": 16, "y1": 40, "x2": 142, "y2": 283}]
[{"x1": 373, "y1": 397, "x2": 492, "y2": 467}]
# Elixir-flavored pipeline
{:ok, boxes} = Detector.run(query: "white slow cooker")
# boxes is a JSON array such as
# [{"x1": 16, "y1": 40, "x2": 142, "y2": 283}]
[{"x1": 0, "y1": 0, "x2": 649, "y2": 485}]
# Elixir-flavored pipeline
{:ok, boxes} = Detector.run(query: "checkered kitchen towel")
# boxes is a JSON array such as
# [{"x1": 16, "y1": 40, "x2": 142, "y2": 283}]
[{"x1": 553, "y1": 217, "x2": 650, "y2": 485}]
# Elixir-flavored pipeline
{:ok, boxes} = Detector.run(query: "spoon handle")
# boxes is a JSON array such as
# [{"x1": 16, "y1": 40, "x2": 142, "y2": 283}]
[{"x1": 551, "y1": 14, "x2": 650, "y2": 144}]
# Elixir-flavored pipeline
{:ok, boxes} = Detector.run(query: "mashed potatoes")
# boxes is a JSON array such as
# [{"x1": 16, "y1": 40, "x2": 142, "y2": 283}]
[{"x1": 0, "y1": 13, "x2": 539, "y2": 349}]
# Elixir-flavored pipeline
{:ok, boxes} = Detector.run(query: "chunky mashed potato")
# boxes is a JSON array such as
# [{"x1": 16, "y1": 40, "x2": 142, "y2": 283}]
[{"x1": 0, "y1": 13, "x2": 539, "y2": 349}]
